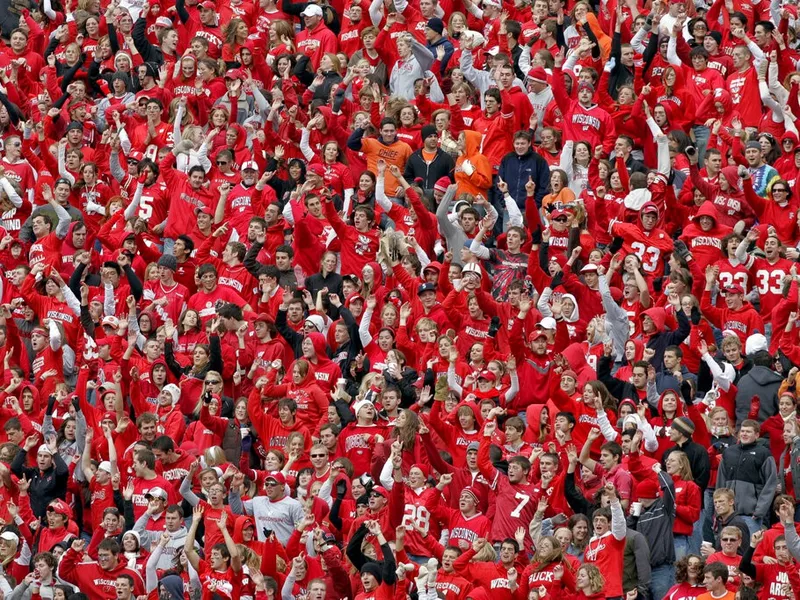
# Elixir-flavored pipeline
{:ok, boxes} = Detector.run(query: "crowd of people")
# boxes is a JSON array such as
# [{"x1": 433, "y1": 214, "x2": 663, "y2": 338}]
[{"x1": 2, "y1": 0, "x2": 800, "y2": 599}]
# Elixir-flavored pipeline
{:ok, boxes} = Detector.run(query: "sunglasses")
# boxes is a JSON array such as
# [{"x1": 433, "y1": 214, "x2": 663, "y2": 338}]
[
  {"x1": 553, "y1": 217, "x2": 568, "y2": 223},
  {"x1": 265, "y1": 481, "x2": 280, "y2": 487},
  {"x1": 773, "y1": 188, "x2": 788, "y2": 193},
  {"x1": 311, "y1": 454, "x2": 327, "y2": 458},
  {"x1": 216, "y1": 161, "x2": 229, "y2": 166},
  {"x1": 206, "y1": 380, "x2": 222, "y2": 385},
  {"x1": 369, "y1": 492, "x2": 384, "y2": 498},
  {"x1": 721, "y1": 538, "x2": 738, "y2": 542}
]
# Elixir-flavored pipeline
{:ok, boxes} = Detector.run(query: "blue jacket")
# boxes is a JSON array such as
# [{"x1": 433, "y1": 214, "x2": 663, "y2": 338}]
[
  {"x1": 498, "y1": 148, "x2": 550, "y2": 208},
  {"x1": 426, "y1": 37, "x2": 455, "y2": 75}
]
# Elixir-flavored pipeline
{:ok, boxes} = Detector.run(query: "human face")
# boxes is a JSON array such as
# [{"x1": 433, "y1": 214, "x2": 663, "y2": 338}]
[
  {"x1": 720, "y1": 533, "x2": 741, "y2": 555},
  {"x1": 484, "y1": 94, "x2": 499, "y2": 114},
  {"x1": 714, "y1": 494, "x2": 734, "y2": 517},
  {"x1": 592, "y1": 515, "x2": 609, "y2": 536},
  {"x1": 37, "y1": 449, "x2": 53, "y2": 470},
  {"x1": 380, "y1": 123, "x2": 397, "y2": 143},
  {"x1": 507, "y1": 461, "x2": 526, "y2": 483},
  {"x1": 97, "y1": 549, "x2": 116, "y2": 571}
]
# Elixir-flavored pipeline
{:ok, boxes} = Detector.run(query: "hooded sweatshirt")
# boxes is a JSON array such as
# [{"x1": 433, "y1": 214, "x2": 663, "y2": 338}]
[
  {"x1": 262, "y1": 364, "x2": 328, "y2": 437},
  {"x1": 679, "y1": 202, "x2": 733, "y2": 270},
  {"x1": 454, "y1": 131, "x2": 493, "y2": 199}
]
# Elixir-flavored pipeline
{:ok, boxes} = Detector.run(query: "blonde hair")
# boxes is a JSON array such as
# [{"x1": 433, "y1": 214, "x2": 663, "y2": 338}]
[
  {"x1": 578, "y1": 565, "x2": 604, "y2": 594},
  {"x1": 204, "y1": 446, "x2": 226, "y2": 467},
  {"x1": 473, "y1": 543, "x2": 497, "y2": 563},
  {"x1": 667, "y1": 451, "x2": 693, "y2": 480}
]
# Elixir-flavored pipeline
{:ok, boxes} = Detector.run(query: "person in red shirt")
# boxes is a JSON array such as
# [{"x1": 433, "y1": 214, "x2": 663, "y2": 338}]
[
  {"x1": 184, "y1": 505, "x2": 243, "y2": 600},
  {"x1": 59, "y1": 537, "x2": 145, "y2": 600},
  {"x1": 323, "y1": 198, "x2": 379, "y2": 277},
  {"x1": 700, "y1": 268, "x2": 764, "y2": 345},
  {"x1": 186, "y1": 263, "x2": 252, "y2": 325},
  {"x1": 583, "y1": 482, "x2": 627, "y2": 599},
  {"x1": 295, "y1": 4, "x2": 338, "y2": 71}
]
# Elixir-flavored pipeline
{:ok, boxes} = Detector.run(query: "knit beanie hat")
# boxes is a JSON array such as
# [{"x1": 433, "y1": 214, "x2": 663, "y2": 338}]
[
  {"x1": 361, "y1": 562, "x2": 383, "y2": 583},
  {"x1": 671, "y1": 416, "x2": 695, "y2": 438}
]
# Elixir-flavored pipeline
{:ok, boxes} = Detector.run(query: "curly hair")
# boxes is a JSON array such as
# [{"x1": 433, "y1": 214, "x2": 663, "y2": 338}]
[{"x1": 674, "y1": 555, "x2": 705, "y2": 584}]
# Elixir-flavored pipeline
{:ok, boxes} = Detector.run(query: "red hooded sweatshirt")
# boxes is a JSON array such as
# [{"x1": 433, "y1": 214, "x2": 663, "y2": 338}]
[{"x1": 262, "y1": 363, "x2": 329, "y2": 436}]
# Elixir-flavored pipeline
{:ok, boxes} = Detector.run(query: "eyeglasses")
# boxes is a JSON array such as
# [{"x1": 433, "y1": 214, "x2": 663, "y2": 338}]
[
  {"x1": 311, "y1": 454, "x2": 327, "y2": 458},
  {"x1": 721, "y1": 537, "x2": 738, "y2": 542}
]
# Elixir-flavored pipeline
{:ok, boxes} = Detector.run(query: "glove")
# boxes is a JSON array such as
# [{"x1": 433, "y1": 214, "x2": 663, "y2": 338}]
[
  {"x1": 203, "y1": 390, "x2": 212, "y2": 404},
  {"x1": 608, "y1": 236, "x2": 624, "y2": 254},
  {"x1": 97, "y1": 80, "x2": 111, "y2": 96},
  {"x1": 332, "y1": 87, "x2": 346, "y2": 113},
  {"x1": 72, "y1": 396, "x2": 80, "y2": 413},
  {"x1": 748, "y1": 395, "x2": 761, "y2": 420},
  {"x1": 335, "y1": 479, "x2": 347, "y2": 499},
  {"x1": 680, "y1": 379, "x2": 694, "y2": 406},
  {"x1": 488, "y1": 316, "x2": 500, "y2": 338},
  {"x1": 673, "y1": 239, "x2": 691, "y2": 261},
  {"x1": 690, "y1": 306, "x2": 701, "y2": 325},
  {"x1": 550, "y1": 271, "x2": 564, "y2": 289},
  {"x1": 461, "y1": 159, "x2": 474, "y2": 176},
  {"x1": 137, "y1": 172, "x2": 148, "y2": 185},
  {"x1": 46, "y1": 394, "x2": 56, "y2": 416},
  {"x1": 604, "y1": 57, "x2": 616, "y2": 73},
  {"x1": 262, "y1": 527, "x2": 273, "y2": 539}
]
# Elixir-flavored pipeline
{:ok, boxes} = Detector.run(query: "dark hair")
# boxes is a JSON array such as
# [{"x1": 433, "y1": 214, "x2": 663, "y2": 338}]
[
  {"x1": 703, "y1": 561, "x2": 729, "y2": 583},
  {"x1": 501, "y1": 538, "x2": 520, "y2": 552},
  {"x1": 556, "y1": 412, "x2": 576, "y2": 428},
  {"x1": 674, "y1": 555, "x2": 704, "y2": 584},
  {"x1": 32, "y1": 552, "x2": 57, "y2": 569},
  {"x1": 197, "y1": 263, "x2": 217, "y2": 278},
  {"x1": 689, "y1": 46, "x2": 709, "y2": 61},
  {"x1": 218, "y1": 303, "x2": 243, "y2": 321},
  {"x1": 514, "y1": 130, "x2": 532, "y2": 142},
  {"x1": 152, "y1": 436, "x2": 175, "y2": 453},
  {"x1": 665, "y1": 345, "x2": 683, "y2": 358},
  {"x1": 134, "y1": 449, "x2": 156, "y2": 470},
  {"x1": 176, "y1": 234, "x2": 194, "y2": 254},
  {"x1": 508, "y1": 455, "x2": 531, "y2": 472},
  {"x1": 98, "y1": 539, "x2": 121, "y2": 555},
  {"x1": 600, "y1": 441, "x2": 623, "y2": 462},
  {"x1": 379, "y1": 117, "x2": 397, "y2": 129},
  {"x1": 278, "y1": 398, "x2": 298, "y2": 412},
  {"x1": 276, "y1": 244, "x2": 294, "y2": 259}
]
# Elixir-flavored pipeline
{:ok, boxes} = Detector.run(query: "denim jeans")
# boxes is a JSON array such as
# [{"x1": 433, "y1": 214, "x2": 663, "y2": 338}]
[
  {"x1": 702, "y1": 488, "x2": 716, "y2": 543},
  {"x1": 740, "y1": 515, "x2": 763, "y2": 535},
  {"x1": 650, "y1": 564, "x2": 676, "y2": 600},
  {"x1": 692, "y1": 125, "x2": 711, "y2": 164},
  {"x1": 674, "y1": 535, "x2": 691, "y2": 561}
]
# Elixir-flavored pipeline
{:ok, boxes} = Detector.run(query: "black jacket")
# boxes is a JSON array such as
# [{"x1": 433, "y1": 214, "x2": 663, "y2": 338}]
[
  {"x1": 11, "y1": 449, "x2": 69, "y2": 518},
  {"x1": 662, "y1": 437, "x2": 711, "y2": 492},
  {"x1": 498, "y1": 148, "x2": 550, "y2": 209},
  {"x1": 735, "y1": 365, "x2": 783, "y2": 426},
  {"x1": 627, "y1": 471, "x2": 676, "y2": 568},
  {"x1": 403, "y1": 148, "x2": 454, "y2": 191}
]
